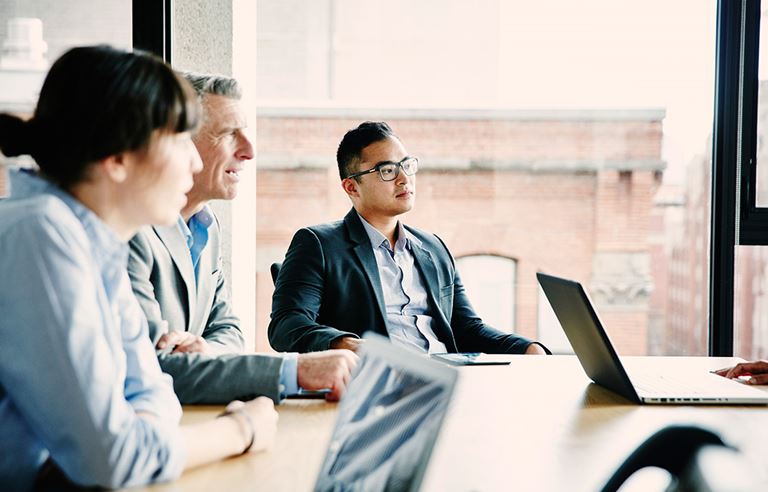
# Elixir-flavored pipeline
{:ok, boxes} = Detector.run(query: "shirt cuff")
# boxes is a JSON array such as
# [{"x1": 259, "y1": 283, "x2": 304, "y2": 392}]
[{"x1": 279, "y1": 352, "x2": 300, "y2": 398}]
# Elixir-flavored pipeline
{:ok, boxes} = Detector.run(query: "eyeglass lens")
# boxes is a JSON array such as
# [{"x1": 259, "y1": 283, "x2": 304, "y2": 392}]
[{"x1": 378, "y1": 158, "x2": 418, "y2": 181}]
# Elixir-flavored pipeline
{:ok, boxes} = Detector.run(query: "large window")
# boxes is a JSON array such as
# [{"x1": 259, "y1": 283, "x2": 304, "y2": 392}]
[
  {"x1": 252, "y1": 0, "x2": 716, "y2": 355},
  {"x1": 0, "y1": 0, "x2": 131, "y2": 192}
]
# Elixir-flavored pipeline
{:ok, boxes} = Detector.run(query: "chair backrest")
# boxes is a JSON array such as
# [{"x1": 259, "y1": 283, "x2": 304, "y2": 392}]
[
  {"x1": 270, "y1": 262, "x2": 282, "y2": 286},
  {"x1": 601, "y1": 425, "x2": 733, "y2": 492}
]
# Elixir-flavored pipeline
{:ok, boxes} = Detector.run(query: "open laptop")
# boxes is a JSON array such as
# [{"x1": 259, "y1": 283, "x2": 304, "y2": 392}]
[
  {"x1": 313, "y1": 333, "x2": 459, "y2": 492},
  {"x1": 537, "y1": 272, "x2": 768, "y2": 405}
]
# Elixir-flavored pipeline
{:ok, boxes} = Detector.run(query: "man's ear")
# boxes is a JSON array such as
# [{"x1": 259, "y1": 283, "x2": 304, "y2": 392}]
[
  {"x1": 341, "y1": 177, "x2": 360, "y2": 198},
  {"x1": 99, "y1": 153, "x2": 129, "y2": 183}
]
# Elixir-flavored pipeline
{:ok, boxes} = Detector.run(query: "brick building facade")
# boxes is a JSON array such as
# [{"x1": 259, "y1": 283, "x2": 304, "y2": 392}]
[{"x1": 254, "y1": 108, "x2": 665, "y2": 354}]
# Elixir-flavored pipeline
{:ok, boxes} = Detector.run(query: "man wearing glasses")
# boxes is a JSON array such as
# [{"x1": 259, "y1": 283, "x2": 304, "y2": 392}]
[{"x1": 269, "y1": 121, "x2": 548, "y2": 355}]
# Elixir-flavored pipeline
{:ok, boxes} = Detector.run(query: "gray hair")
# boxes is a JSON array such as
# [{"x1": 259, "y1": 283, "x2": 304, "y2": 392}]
[{"x1": 180, "y1": 71, "x2": 242, "y2": 100}]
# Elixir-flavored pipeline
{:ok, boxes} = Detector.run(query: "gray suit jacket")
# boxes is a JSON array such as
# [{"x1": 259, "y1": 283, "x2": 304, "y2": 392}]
[{"x1": 128, "y1": 213, "x2": 284, "y2": 404}]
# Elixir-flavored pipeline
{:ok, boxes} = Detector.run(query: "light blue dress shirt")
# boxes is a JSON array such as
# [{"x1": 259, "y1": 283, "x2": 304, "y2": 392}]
[
  {"x1": 178, "y1": 207, "x2": 299, "y2": 397},
  {"x1": 177, "y1": 207, "x2": 213, "y2": 282},
  {"x1": 0, "y1": 170, "x2": 185, "y2": 491},
  {"x1": 358, "y1": 214, "x2": 448, "y2": 354}
]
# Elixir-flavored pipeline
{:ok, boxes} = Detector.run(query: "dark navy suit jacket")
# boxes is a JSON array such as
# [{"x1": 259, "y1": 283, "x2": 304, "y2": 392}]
[{"x1": 269, "y1": 208, "x2": 540, "y2": 354}]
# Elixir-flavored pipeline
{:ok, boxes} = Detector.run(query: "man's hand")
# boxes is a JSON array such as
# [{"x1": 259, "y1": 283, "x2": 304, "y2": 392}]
[
  {"x1": 524, "y1": 343, "x2": 547, "y2": 355},
  {"x1": 713, "y1": 360, "x2": 768, "y2": 384},
  {"x1": 330, "y1": 336, "x2": 364, "y2": 352},
  {"x1": 297, "y1": 349, "x2": 359, "y2": 401},
  {"x1": 156, "y1": 331, "x2": 211, "y2": 354}
]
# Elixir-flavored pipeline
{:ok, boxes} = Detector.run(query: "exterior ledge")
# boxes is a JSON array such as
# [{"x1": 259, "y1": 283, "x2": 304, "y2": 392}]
[
  {"x1": 256, "y1": 154, "x2": 666, "y2": 172},
  {"x1": 255, "y1": 104, "x2": 666, "y2": 122}
]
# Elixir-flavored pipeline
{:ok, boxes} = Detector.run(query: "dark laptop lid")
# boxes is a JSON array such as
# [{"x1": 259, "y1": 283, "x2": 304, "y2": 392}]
[
  {"x1": 314, "y1": 334, "x2": 458, "y2": 492},
  {"x1": 537, "y1": 272, "x2": 641, "y2": 403}
]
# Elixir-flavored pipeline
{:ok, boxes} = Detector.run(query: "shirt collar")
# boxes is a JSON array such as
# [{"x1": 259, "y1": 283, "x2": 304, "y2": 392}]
[
  {"x1": 178, "y1": 205, "x2": 214, "y2": 247},
  {"x1": 190, "y1": 205, "x2": 215, "y2": 228},
  {"x1": 8, "y1": 169, "x2": 128, "y2": 269},
  {"x1": 356, "y1": 211, "x2": 420, "y2": 252}
]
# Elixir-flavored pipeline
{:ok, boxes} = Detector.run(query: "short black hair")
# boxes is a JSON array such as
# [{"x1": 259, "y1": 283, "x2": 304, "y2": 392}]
[
  {"x1": 0, "y1": 45, "x2": 199, "y2": 189},
  {"x1": 336, "y1": 121, "x2": 397, "y2": 180}
]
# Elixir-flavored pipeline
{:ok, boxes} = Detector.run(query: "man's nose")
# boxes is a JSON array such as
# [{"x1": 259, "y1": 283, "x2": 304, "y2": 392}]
[
  {"x1": 236, "y1": 131, "x2": 255, "y2": 161},
  {"x1": 396, "y1": 167, "x2": 412, "y2": 185}
]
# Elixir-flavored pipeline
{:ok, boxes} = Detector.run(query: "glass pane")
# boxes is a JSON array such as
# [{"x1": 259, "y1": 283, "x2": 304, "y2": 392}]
[
  {"x1": 734, "y1": 246, "x2": 768, "y2": 359},
  {"x1": 0, "y1": 0, "x2": 131, "y2": 194},
  {"x1": 736, "y1": 9, "x2": 768, "y2": 360},
  {"x1": 756, "y1": 7, "x2": 768, "y2": 206},
  {"x1": 253, "y1": 0, "x2": 715, "y2": 355}
]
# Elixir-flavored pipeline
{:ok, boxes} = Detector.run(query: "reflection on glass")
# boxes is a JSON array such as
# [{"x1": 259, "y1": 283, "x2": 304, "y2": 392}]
[{"x1": 314, "y1": 345, "x2": 454, "y2": 492}]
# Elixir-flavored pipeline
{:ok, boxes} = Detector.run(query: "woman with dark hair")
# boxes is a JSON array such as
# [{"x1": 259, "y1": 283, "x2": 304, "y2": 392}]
[{"x1": 0, "y1": 45, "x2": 277, "y2": 491}]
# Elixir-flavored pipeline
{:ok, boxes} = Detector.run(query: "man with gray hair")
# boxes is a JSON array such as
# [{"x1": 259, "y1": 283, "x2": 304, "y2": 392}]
[{"x1": 128, "y1": 72, "x2": 357, "y2": 404}]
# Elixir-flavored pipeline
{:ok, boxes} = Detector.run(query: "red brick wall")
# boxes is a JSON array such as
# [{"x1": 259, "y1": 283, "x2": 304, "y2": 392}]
[
  {"x1": 257, "y1": 117, "x2": 662, "y2": 163},
  {"x1": 255, "y1": 114, "x2": 663, "y2": 353}
]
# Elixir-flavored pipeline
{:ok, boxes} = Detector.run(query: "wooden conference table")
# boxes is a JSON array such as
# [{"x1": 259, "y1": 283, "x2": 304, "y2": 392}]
[{"x1": 131, "y1": 356, "x2": 768, "y2": 492}]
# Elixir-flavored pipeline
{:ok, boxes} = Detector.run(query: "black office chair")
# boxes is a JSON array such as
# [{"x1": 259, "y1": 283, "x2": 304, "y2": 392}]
[
  {"x1": 600, "y1": 425, "x2": 752, "y2": 492},
  {"x1": 270, "y1": 262, "x2": 282, "y2": 286}
]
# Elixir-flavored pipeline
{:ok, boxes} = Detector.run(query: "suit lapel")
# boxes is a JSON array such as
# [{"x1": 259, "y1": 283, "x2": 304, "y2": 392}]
[
  {"x1": 345, "y1": 210, "x2": 388, "y2": 331},
  {"x1": 409, "y1": 237, "x2": 458, "y2": 351},
  {"x1": 154, "y1": 223, "x2": 196, "y2": 331},
  {"x1": 409, "y1": 243, "x2": 440, "y2": 306}
]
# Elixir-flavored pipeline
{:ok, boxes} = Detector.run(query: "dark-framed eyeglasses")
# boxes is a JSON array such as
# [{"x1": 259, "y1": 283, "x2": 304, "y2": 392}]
[{"x1": 346, "y1": 156, "x2": 419, "y2": 182}]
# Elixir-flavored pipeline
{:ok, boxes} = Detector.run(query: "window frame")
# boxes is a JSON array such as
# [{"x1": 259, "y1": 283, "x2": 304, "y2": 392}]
[
  {"x1": 710, "y1": 0, "x2": 762, "y2": 356},
  {"x1": 132, "y1": 0, "x2": 173, "y2": 62}
]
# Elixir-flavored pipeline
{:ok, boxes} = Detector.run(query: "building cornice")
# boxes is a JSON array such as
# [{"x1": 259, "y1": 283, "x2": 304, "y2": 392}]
[
  {"x1": 256, "y1": 154, "x2": 666, "y2": 172},
  {"x1": 254, "y1": 105, "x2": 666, "y2": 122}
]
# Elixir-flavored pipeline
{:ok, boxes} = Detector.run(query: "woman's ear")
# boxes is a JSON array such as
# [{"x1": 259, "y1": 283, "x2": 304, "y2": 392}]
[{"x1": 99, "y1": 153, "x2": 129, "y2": 183}]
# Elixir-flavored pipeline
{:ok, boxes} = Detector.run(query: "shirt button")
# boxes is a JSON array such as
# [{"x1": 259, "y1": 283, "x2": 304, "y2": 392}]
[
  {"x1": 373, "y1": 405, "x2": 385, "y2": 417},
  {"x1": 279, "y1": 384, "x2": 286, "y2": 393}
]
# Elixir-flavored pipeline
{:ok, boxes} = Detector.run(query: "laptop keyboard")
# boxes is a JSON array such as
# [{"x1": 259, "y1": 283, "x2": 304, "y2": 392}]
[{"x1": 630, "y1": 372, "x2": 723, "y2": 397}]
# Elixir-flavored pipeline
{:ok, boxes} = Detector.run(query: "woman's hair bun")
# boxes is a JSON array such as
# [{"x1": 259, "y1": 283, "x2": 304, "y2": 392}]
[{"x1": 0, "y1": 113, "x2": 33, "y2": 157}]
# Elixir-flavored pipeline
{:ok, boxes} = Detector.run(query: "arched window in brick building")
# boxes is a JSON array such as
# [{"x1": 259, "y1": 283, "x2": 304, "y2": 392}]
[{"x1": 456, "y1": 254, "x2": 516, "y2": 334}]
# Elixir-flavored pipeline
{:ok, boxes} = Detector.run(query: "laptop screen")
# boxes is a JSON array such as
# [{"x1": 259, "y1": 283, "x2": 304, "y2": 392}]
[
  {"x1": 314, "y1": 336, "x2": 458, "y2": 492},
  {"x1": 537, "y1": 272, "x2": 640, "y2": 402}
]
